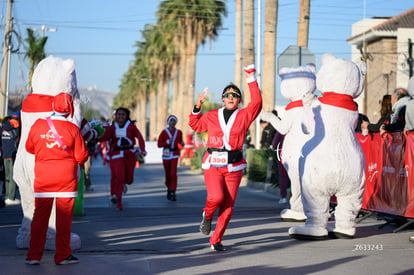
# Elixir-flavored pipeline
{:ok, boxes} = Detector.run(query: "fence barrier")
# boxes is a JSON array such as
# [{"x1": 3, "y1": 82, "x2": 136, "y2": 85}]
[{"x1": 357, "y1": 131, "x2": 414, "y2": 231}]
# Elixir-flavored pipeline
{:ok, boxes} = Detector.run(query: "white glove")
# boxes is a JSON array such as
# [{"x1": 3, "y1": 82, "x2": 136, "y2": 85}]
[{"x1": 260, "y1": 110, "x2": 276, "y2": 122}]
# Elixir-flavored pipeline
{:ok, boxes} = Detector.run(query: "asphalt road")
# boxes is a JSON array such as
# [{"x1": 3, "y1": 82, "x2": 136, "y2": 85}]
[{"x1": 1, "y1": 158, "x2": 414, "y2": 275}]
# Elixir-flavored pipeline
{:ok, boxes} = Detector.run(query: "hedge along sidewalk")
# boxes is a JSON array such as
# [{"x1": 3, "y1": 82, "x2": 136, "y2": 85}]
[{"x1": 240, "y1": 176, "x2": 280, "y2": 197}]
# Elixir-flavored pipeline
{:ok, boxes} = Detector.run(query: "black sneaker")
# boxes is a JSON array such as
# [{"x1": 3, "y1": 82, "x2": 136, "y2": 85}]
[
  {"x1": 56, "y1": 255, "x2": 80, "y2": 265},
  {"x1": 199, "y1": 211, "x2": 212, "y2": 235},
  {"x1": 25, "y1": 258, "x2": 40, "y2": 265},
  {"x1": 110, "y1": 195, "x2": 117, "y2": 204},
  {"x1": 211, "y1": 242, "x2": 226, "y2": 252},
  {"x1": 170, "y1": 191, "x2": 176, "y2": 201}
]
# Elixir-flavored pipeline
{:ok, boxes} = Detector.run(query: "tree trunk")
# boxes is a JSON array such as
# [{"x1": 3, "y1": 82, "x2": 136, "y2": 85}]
[
  {"x1": 262, "y1": 0, "x2": 278, "y2": 110},
  {"x1": 234, "y1": 0, "x2": 243, "y2": 89},
  {"x1": 157, "y1": 78, "x2": 169, "y2": 136},
  {"x1": 297, "y1": 0, "x2": 310, "y2": 47},
  {"x1": 243, "y1": 0, "x2": 256, "y2": 145},
  {"x1": 149, "y1": 89, "x2": 157, "y2": 141}
]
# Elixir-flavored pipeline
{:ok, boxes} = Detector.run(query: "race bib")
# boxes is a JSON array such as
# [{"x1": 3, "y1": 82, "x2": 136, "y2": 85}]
[
  {"x1": 163, "y1": 148, "x2": 170, "y2": 157},
  {"x1": 210, "y1": 151, "x2": 228, "y2": 165}
]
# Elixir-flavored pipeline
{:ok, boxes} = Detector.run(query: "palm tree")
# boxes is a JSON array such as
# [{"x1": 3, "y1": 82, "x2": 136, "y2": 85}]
[
  {"x1": 243, "y1": 0, "x2": 256, "y2": 145},
  {"x1": 234, "y1": 0, "x2": 243, "y2": 89},
  {"x1": 262, "y1": 0, "x2": 278, "y2": 110},
  {"x1": 158, "y1": 0, "x2": 226, "y2": 133},
  {"x1": 25, "y1": 28, "x2": 48, "y2": 89}
]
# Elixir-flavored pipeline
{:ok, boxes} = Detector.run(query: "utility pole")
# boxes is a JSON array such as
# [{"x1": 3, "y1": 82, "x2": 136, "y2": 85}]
[
  {"x1": 408, "y1": 38, "x2": 413, "y2": 78},
  {"x1": 297, "y1": 0, "x2": 310, "y2": 47},
  {"x1": 0, "y1": 0, "x2": 13, "y2": 118}
]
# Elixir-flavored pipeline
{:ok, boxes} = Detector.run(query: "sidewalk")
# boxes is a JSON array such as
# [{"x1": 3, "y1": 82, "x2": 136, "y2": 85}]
[{"x1": 1, "y1": 162, "x2": 414, "y2": 274}]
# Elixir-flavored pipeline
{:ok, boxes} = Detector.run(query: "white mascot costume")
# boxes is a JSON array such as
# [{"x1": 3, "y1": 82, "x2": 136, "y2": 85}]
[
  {"x1": 14, "y1": 56, "x2": 83, "y2": 249},
  {"x1": 289, "y1": 53, "x2": 366, "y2": 240},
  {"x1": 260, "y1": 64, "x2": 316, "y2": 222}
]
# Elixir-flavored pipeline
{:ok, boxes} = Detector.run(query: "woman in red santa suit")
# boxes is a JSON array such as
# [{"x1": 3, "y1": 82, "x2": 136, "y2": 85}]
[
  {"x1": 189, "y1": 65, "x2": 262, "y2": 251},
  {"x1": 157, "y1": 115, "x2": 184, "y2": 201},
  {"x1": 99, "y1": 107, "x2": 146, "y2": 210},
  {"x1": 25, "y1": 93, "x2": 89, "y2": 265}
]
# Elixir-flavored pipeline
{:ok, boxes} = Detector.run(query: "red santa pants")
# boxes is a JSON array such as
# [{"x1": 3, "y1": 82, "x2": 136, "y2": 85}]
[
  {"x1": 203, "y1": 166, "x2": 243, "y2": 245},
  {"x1": 180, "y1": 148, "x2": 194, "y2": 160},
  {"x1": 109, "y1": 153, "x2": 136, "y2": 201},
  {"x1": 162, "y1": 158, "x2": 178, "y2": 191},
  {"x1": 27, "y1": 197, "x2": 74, "y2": 264}
]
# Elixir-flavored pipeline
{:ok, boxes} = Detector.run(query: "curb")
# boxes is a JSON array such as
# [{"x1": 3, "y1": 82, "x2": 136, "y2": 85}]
[{"x1": 240, "y1": 177, "x2": 279, "y2": 197}]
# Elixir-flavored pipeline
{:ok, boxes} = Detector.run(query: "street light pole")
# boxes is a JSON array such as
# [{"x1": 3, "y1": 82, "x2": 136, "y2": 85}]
[{"x1": 0, "y1": 0, "x2": 13, "y2": 118}]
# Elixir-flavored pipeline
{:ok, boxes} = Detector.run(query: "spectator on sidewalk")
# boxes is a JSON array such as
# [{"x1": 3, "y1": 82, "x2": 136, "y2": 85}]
[
  {"x1": 380, "y1": 88, "x2": 410, "y2": 136},
  {"x1": 260, "y1": 116, "x2": 276, "y2": 149},
  {"x1": 1, "y1": 112, "x2": 21, "y2": 206},
  {"x1": 271, "y1": 130, "x2": 291, "y2": 204},
  {"x1": 404, "y1": 77, "x2": 414, "y2": 134},
  {"x1": 361, "y1": 94, "x2": 392, "y2": 133}
]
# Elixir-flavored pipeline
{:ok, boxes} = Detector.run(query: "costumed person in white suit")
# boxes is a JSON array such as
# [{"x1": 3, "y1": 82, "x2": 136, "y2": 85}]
[
  {"x1": 14, "y1": 56, "x2": 83, "y2": 250},
  {"x1": 25, "y1": 93, "x2": 89, "y2": 265},
  {"x1": 189, "y1": 65, "x2": 262, "y2": 252},
  {"x1": 289, "y1": 53, "x2": 366, "y2": 240},
  {"x1": 260, "y1": 64, "x2": 317, "y2": 222}
]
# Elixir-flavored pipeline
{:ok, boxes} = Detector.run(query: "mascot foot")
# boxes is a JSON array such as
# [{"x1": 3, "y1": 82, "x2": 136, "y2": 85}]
[
  {"x1": 289, "y1": 225, "x2": 328, "y2": 241},
  {"x1": 45, "y1": 232, "x2": 81, "y2": 250},
  {"x1": 16, "y1": 234, "x2": 31, "y2": 249},
  {"x1": 280, "y1": 209, "x2": 306, "y2": 222},
  {"x1": 328, "y1": 227, "x2": 355, "y2": 239}
]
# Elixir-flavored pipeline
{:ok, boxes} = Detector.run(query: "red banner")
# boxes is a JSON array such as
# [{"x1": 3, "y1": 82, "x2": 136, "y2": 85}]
[{"x1": 359, "y1": 132, "x2": 412, "y2": 217}]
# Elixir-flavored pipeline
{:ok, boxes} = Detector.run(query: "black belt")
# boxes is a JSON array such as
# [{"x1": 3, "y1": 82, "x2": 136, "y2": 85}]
[
  {"x1": 207, "y1": 148, "x2": 243, "y2": 164},
  {"x1": 114, "y1": 145, "x2": 133, "y2": 151}
]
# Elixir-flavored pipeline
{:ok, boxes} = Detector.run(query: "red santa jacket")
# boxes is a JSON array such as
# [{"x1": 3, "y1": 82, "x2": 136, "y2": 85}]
[
  {"x1": 26, "y1": 116, "x2": 89, "y2": 197},
  {"x1": 184, "y1": 133, "x2": 194, "y2": 149},
  {"x1": 189, "y1": 80, "x2": 262, "y2": 172},
  {"x1": 99, "y1": 120, "x2": 146, "y2": 160},
  {"x1": 157, "y1": 127, "x2": 183, "y2": 160}
]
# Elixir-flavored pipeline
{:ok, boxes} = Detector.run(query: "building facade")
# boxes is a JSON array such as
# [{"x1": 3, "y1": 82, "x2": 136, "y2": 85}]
[{"x1": 347, "y1": 8, "x2": 414, "y2": 122}]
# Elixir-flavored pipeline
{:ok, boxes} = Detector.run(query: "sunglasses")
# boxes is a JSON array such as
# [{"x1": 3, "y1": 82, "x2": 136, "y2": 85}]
[{"x1": 223, "y1": 92, "x2": 240, "y2": 99}]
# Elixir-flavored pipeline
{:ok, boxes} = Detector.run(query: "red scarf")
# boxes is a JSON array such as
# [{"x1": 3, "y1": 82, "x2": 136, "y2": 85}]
[
  {"x1": 318, "y1": 92, "x2": 357, "y2": 111},
  {"x1": 22, "y1": 94, "x2": 54, "y2": 113},
  {"x1": 285, "y1": 100, "x2": 303, "y2": 110}
]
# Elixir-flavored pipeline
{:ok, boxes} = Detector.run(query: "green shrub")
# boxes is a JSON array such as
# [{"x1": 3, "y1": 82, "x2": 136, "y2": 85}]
[
  {"x1": 246, "y1": 148, "x2": 268, "y2": 182},
  {"x1": 191, "y1": 147, "x2": 207, "y2": 170}
]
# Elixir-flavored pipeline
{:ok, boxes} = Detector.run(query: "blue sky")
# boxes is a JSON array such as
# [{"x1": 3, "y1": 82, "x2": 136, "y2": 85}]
[{"x1": 1, "y1": 0, "x2": 413, "y2": 106}]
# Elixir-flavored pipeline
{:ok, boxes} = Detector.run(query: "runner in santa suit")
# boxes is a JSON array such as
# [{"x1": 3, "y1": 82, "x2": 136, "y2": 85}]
[
  {"x1": 189, "y1": 65, "x2": 262, "y2": 251},
  {"x1": 25, "y1": 93, "x2": 89, "y2": 265},
  {"x1": 179, "y1": 130, "x2": 195, "y2": 164},
  {"x1": 157, "y1": 115, "x2": 184, "y2": 201},
  {"x1": 99, "y1": 107, "x2": 146, "y2": 210}
]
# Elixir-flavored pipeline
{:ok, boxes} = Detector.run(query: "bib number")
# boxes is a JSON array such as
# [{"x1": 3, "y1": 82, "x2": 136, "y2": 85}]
[
  {"x1": 210, "y1": 151, "x2": 228, "y2": 165},
  {"x1": 163, "y1": 148, "x2": 170, "y2": 157}
]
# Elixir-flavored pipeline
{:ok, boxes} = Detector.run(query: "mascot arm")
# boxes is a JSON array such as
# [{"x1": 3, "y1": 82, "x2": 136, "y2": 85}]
[{"x1": 260, "y1": 110, "x2": 290, "y2": 135}]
